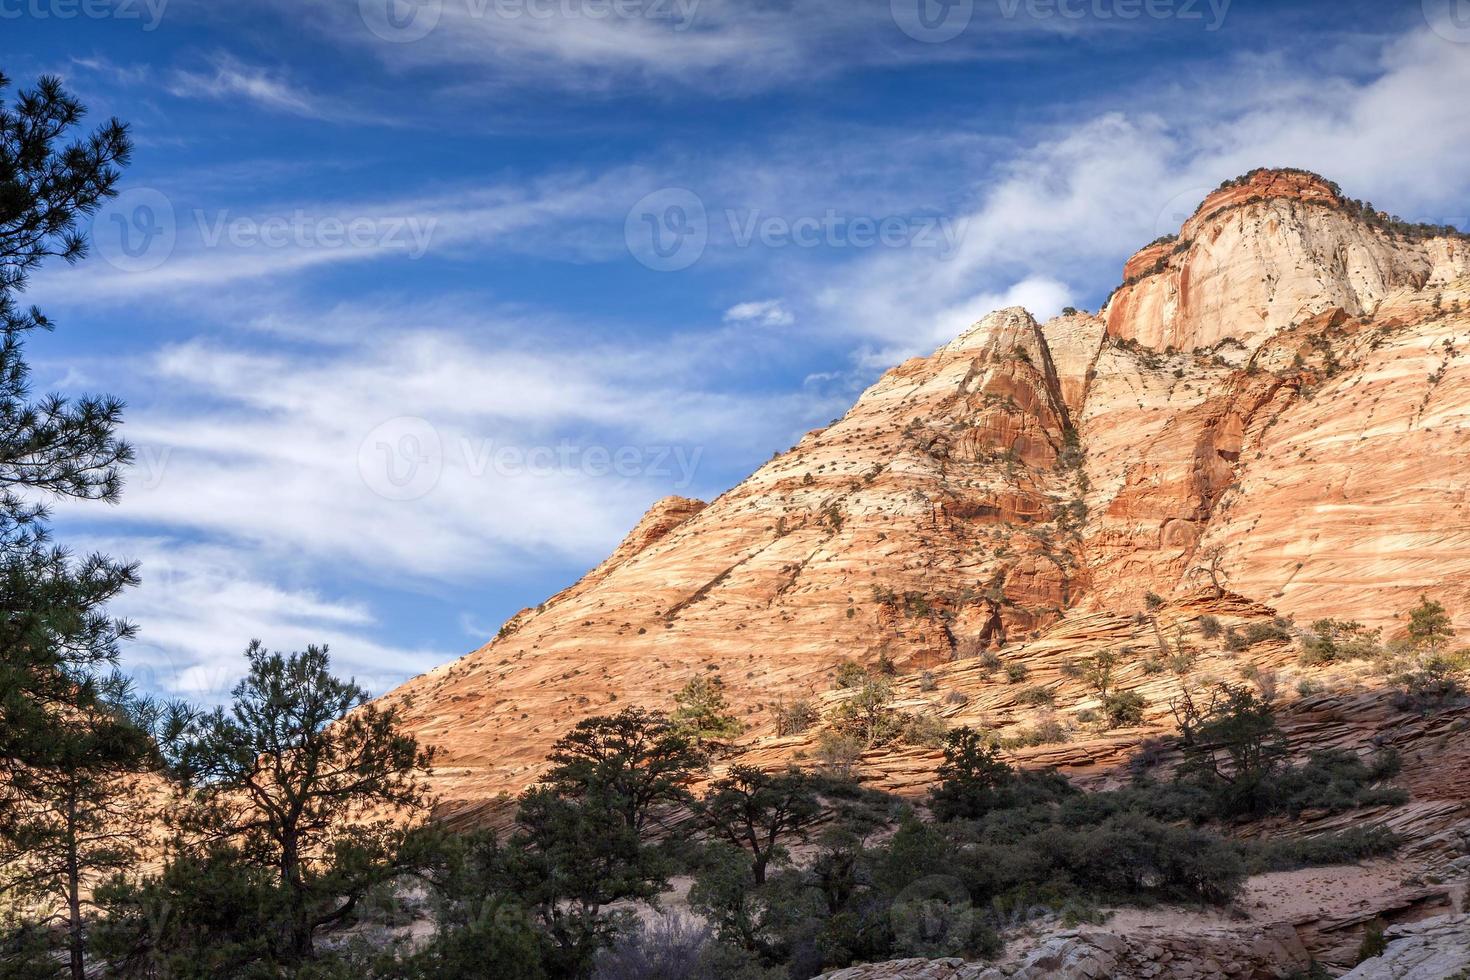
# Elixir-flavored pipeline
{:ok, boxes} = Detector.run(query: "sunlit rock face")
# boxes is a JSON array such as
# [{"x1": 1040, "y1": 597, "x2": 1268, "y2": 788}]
[{"x1": 380, "y1": 169, "x2": 1470, "y2": 829}]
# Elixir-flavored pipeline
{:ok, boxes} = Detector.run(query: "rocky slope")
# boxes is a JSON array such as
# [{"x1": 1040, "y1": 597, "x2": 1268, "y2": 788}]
[
  {"x1": 384, "y1": 168, "x2": 1470, "y2": 805},
  {"x1": 376, "y1": 166, "x2": 1470, "y2": 975}
]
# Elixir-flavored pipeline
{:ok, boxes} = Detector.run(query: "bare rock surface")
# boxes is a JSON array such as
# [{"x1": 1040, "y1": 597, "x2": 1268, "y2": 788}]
[
  {"x1": 1339, "y1": 914, "x2": 1470, "y2": 979},
  {"x1": 373, "y1": 170, "x2": 1470, "y2": 973}
]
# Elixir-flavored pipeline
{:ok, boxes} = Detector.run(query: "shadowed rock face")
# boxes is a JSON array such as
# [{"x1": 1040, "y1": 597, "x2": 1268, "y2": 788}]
[{"x1": 380, "y1": 169, "x2": 1470, "y2": 821}]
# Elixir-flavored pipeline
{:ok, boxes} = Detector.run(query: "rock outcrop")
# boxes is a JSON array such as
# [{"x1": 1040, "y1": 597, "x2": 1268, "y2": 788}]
[
  {"x1": 1340, "y1": 914, "x2": 1470, "y2": 979},
  {"x1": 381, "y1": 168, "x2": 1470, "y2": 813},
  {"x1": 814, "y1": 923, "x2": 1312, "y2": 979}
]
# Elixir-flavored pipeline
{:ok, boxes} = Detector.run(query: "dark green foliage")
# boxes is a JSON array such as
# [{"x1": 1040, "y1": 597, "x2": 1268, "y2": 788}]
[
  {"x1": 0, "y1": 72, "x2": 151, "y2": 980},
  {"x1": 0, "y1": 70, "x2": 137, "y2": 792},
  {"x1": 543, "y1": 707, "x2": 704, "y2": 836},
  {"x1": 696, "y1": 767, "x2": 821, "y2": 885},
  {"x1": 1, "y1": 682, "x2": 163, "y2": 978},
  {"x1": 158, "y1": 643, "x2": 433, "y2": 965},
  {"x1": 1356, "y1": 919, "x2": 1387, "y2": 963},
  {"x1": 1244, "y1": 826, "x2": 1400, "y2": 874},
  {"x1": 1173, "y1": 683, "x2": 1288, "y2": 818},
  {"x1": 930, "y1": 727, "x2": 1019, "y2": 821},
  {"x1": 507, "y1": 788, "x2": 666, "y2": 976},
  {"x1": 1405, "y1": 595, "x2": 1454, "y2": 653},
  {"x1": 92, "y1": 845, "x2": 290, "y2": 978},
  {"x1": 590, "y1": 913, "x2": 778, "y2": 980},
  {"x1": 1265, "y1": 750, "x2": 1405, "y2": 817}
]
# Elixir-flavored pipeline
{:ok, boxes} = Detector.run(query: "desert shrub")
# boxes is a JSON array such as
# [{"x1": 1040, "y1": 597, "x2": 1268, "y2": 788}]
[
  {"x1": 832, "y1": 660, "x2": 869, "y2": 689},
  {"x1": 1393, "y1": 654, "x2": 1468, "y2": 710},
  {"x1": 828, "y1": 676, "x2": 904, "y2": 747},
  {"x1": 1197, "y1": 615, "x2": 1222, "y2": 639},
  {"x1": 979, "y1": 650, "x2": 1003, "y2": 671},
  {"x1": 1101, "y1": 690, "x2": 1147, "y2": 727},
  {"x1": 773, "y1": 698, "x2": 819, "y2": 736},
  {"x1": 1017, "y1": 685, "x2": 1056, "y2": 707},
  {"x1": 814, "y1": 731, "x2": 864, "y2": 779},
  {"x1": 999, "y1": 717, "x2": 1069, "y2": 749},
  {"x1": 1223, "y1": 627, "x2": 1249, "y2": 652},
  {"x1": 1299, "y1": 619, "x2": 1381, "y2": 665},
  {"x1": 1242, "y1": 619, "x2": 1292, "y2": 646},
  {"x1": 1268, "y1": 750, "x2": 1405, "y2": 816},
  {"x1": 899, "y1": 712, "x2": 948, "y2": 747},
  {"x1": 918, "y1": 671, "x2": 938, "y2": 692},
  {"x1": 1245, "y1": 826, "x2": 1400, "y2": 873},
  {"x1": 1004, "y1": 663, "x2": 1029, "y2": 684},
  {"x1": 1356, "y1": 920, "x2": 1387, "y2": 964},
  {"x1": 1126, "y1": 737, "x2": 1170, "y2": 778}
]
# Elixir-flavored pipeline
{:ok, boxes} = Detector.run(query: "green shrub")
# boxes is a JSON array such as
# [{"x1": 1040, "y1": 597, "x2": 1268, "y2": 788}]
[
  {"x1": 999, "y1": 717, "x2": 1069, "y2": 749},
  {"x1": 1246, "y1": 826, "x2": 1400, "y2": 873},
  {"x1": 1101, "y1": 690, "x2": 1147, "y2": 727},
  {"x1": 1017, "y1": 685, "x2": 1056, "y2": 707},
  {"x1": 899, "y1": 712, "x2": 948, "y2": 747},
  {"x1": 774, "y1": 698, "x2": 819, "y2": 736},
  {"x1": 1004, "y1": 663, "x2": 1029, "y2": 684},
  {"x1": 833, "y1": 660, "x2": 868, "y2": 689},
  {"x1": 1299, "y1": 619, "x2": 1381, "y2": 665},
  {"x1": 1356, "y1": 920, "x2": 1387, "y2": 964}
]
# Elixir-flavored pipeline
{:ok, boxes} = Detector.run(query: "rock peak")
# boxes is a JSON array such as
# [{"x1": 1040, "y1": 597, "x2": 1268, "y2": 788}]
[{"x1": 1103, "y1": 168, "x2": 1469, "y2": 352}]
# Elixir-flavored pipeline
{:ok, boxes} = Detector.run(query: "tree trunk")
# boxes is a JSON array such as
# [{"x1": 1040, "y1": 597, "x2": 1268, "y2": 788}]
[
  {"x1": 281, "y1": 834, "x2": 312, "y2": 962},
  {"x1": 64, "y1": 785, "x2": 85, "y2": 980}
]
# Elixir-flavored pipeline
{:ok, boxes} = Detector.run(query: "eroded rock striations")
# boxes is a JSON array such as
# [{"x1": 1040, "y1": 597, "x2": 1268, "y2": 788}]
[{"x1": 383, "y1": 168, "x2": 1470, "y2": 810}]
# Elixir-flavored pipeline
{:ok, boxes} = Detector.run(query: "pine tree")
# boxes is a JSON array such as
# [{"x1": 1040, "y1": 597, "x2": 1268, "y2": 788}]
[
  {"x1": 670, "y1": 674, "x2": 744, "y2": 751},
  {"x1": 0, "y1": 70, "x2": 137, "y2": 789},
  {"x1": 165, "y1": 642, "x2": 433, "y2": 964},
  {"x1": 1406, "y1": 594, "x2": 1454, "y2": 653},
  {"x1": 0, "y1": 71, "x2": 140, "y2": 980},
  {"x1": 0, "y1": 679, "x2": 161, "y2": 979}
]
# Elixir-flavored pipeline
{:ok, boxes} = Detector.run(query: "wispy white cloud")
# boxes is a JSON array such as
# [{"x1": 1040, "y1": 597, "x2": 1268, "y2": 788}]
[
  {"x1": 288, "y1": 0, "x2": 1070, "y2": 95},
  {"x1": 90, "y1": 537, "x2": 448, "y2": 703},
  {"x1": 61, "y1": 300, "x2": 838, "y2": 587},
  {"x1": 167, "y1": 54, "x2": 328, "y2": 118},
  {"x1": 797, "y1": 24, "x2": 1470, "y2": 360},
  {"x1": 724, "y1": 299, "x2": 794, "y2": 328}
]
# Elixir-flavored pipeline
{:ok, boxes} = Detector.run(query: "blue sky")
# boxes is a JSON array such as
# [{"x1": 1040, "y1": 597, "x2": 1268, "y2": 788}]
[{"x1": 5, "y1": 0, "x2": 1470, "y2": 702}]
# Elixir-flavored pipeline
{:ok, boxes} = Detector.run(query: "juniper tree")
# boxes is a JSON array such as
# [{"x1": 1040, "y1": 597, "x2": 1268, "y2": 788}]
[
  {"x1": 1406, "y1": 595, "x2": 1453, "y2": 653},
  {"x1": 694, "y1": 766, "x2": 820, "y2": 885}
]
